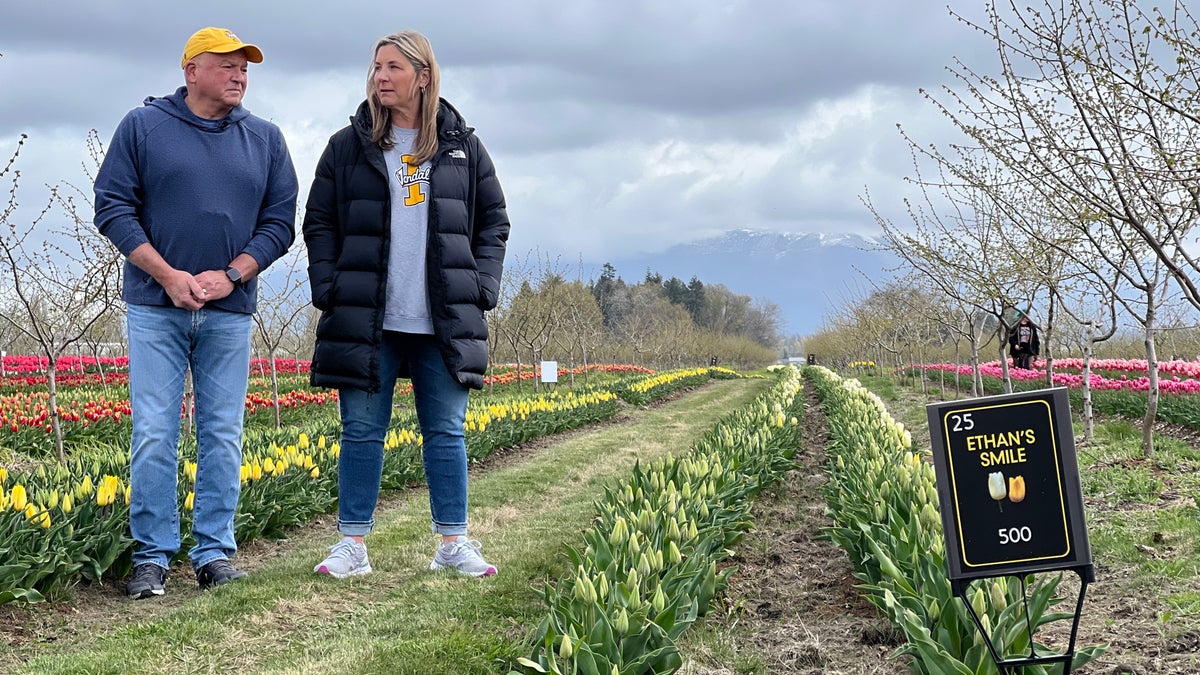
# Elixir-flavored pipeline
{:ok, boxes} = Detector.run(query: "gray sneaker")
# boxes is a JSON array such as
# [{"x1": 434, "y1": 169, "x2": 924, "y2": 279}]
[
  {"x1": 127, "y1": 562, "x2": 167, "y2": 599},
  {"x1": 430, "y1": 537, "x2": 497, "y2": 577},
  {"x1": 314, "y1": 537, "x2": 372, "y2": 578}
]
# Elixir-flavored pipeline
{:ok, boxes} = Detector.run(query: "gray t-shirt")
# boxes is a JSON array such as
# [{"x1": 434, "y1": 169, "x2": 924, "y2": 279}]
[{"x1": 382, "y1": 127, "x2": 434, "y2": 334}]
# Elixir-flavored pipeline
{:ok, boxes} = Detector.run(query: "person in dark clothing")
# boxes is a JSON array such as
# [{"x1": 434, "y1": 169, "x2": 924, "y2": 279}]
[
  {"x1": 95, "y1": 26, "x2": 298, "y2": 599},
  {"x1": 1008, "y1": 313, "x2": 1040, "y2": 370},
  {"x1": 303, "y1": 30, "x2": 509, "y2": 579}
]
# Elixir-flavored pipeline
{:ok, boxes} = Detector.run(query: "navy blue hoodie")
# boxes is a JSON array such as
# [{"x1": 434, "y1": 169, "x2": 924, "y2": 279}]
[{"x1": 94, "y1": 86, "x2": 297, "y2": 313}]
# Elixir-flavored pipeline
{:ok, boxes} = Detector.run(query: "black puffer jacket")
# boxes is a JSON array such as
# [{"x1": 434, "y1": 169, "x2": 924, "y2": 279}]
[{"x1": 302, "y1": 99, "x2": 509, "y2": 391}]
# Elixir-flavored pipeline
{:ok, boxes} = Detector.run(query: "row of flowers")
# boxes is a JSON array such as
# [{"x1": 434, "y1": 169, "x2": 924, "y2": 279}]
[
  {"x1": 806, "y1": 366, "x2": 1105, "y2": 672},
  {"x1": 0, "y1": 355, "x2": 129, "y2": 375},
  {"x1": 917, "y1": 362, "x2": 1200, "y2": 395},
  {"x1": 510, "y1": 366, "x2": 801, "y2": 674},
  {"x1": 0, "y1": 364, "x2": 665, "y2": 459},
  {"x1": 0, "y1": 358, "x2": 316, "y2": 387},
  {"x1": 0, "y1": 359, "x2": 652, "y2": 385},
  {"x1": 0, "y1": 366, "x2": 729, "y2": 605}
]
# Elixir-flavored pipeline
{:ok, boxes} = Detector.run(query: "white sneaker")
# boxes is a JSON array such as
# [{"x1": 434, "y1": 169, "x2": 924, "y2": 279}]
[
  {"x1": 314, "y1": 537, "x2": 372, "y2": 578},
  {"x1": 430, "y1": 537, "x2": 497, "y2": 577}
]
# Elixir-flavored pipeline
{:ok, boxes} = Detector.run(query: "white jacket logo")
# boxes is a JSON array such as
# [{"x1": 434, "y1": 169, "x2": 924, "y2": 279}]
[{"x1": 449, "y1": 149, "x2": 466, "y2": 159}]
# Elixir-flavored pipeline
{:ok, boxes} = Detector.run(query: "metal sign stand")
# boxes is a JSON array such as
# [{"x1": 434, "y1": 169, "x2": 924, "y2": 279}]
[{"x1": 952, "y1": 565, "x2": 1093, "y2": 675}]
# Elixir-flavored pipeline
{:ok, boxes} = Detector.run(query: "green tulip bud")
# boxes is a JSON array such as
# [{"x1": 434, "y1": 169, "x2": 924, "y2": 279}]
[
  {"x1": 971, "y1": 587, "x2": 986, "y2": 617},
  {"x1": 666, "y1": 540, "x2": 682, "y2": 565},
  {"x1": 638, "y1": 553, "x2": 652, "y2": 580},
  {"x1": 615, "y1": 608, "x2": 630, "y2": 635},
  {"x1": 989, "y1": 579, "x2": 1007, "y2": 612},
  {"x1": 558, "y1": 635, "x2": 573, "y2": 659}
]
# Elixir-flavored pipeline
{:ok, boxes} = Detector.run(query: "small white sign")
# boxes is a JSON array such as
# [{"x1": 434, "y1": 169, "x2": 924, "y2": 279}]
[{"x1": 540, "y1": 361, "x2": 558, "y2": 383}]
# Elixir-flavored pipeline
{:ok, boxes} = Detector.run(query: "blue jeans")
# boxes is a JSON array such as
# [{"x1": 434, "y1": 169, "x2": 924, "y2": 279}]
[
  {"x1": 126, "y1": 304, "x2": 251, "y2": 570},
  {"x1": 337, "y1": 332, "x2": 469, "y2": 537}
]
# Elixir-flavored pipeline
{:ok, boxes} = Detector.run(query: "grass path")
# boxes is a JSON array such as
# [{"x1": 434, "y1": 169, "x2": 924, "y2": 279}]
[{"x1": 5, "y1": 377, "x2": 769, "y2": 674}]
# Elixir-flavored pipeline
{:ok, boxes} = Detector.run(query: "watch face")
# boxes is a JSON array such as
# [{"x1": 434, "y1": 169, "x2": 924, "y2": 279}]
[{"x1": 226, "y1": 267, "x2": 242, "y2": 284}]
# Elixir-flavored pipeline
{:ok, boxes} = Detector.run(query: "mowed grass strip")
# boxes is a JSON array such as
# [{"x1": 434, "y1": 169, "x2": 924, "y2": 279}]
[{"x1": 11, "y1": 377, "x2": 769, "y2": 675}]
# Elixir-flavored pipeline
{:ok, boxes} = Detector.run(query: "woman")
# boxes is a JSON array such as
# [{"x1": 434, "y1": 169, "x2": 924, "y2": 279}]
[
  {"x1": 302, "y1": 30, "x2": 509, "y2": 578},
  {"x1": 1008, "y1": 313, "x2": 1040, "y2": 370}
]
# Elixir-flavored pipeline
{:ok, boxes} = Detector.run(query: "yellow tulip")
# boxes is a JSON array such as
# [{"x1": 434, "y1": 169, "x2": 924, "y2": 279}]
[
  {"x1": 185, "y1": 491, "x2": 195, "y2": 510},
  {"x1": 1008, "y1": 476, "x2": 1026, "y2": 503},
  {"x1": 0, "y1": 467, "x2": 7, "y2": 483},
  {"x1": 310, "y1": 466, "x2": 320, "y2": 479},
  {"x1": 11, "y1": 483, "x2": 28, "y2": 512},
  {"x1": 77, "y1": 474, "x2": 94, "y2": 501}
]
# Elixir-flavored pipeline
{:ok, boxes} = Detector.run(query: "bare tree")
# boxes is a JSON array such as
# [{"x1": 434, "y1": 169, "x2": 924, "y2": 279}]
[
  {"x1": 550, "y1": 280, "x2": 604, "y2": 386},
  {"x1": 915, "y1": 0, "x2": 1200, "y2": 453},
  {"x1": 0, "y1": 132, "x2": 123, "y2": 461},
  {"x1": 864, "y1": 162, "x2": 1037, "y2": 395},
  {"x1": 251, "y1": 247, "x2": 311, "y2": 428}
]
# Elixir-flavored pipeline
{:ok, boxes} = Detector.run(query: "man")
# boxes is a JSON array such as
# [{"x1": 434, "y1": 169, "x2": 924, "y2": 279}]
[
  {"x1": 94, "y1": 27, "x2": 297, "y2": 599},
  {"x1": 1008, "y1": 313, "x2": 1040, "y2": 370}
]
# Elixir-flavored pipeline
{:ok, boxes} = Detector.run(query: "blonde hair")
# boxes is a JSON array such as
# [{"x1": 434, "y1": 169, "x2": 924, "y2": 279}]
[{"x1": 367, "y1": 30, "x2": 440, "y2": 164}]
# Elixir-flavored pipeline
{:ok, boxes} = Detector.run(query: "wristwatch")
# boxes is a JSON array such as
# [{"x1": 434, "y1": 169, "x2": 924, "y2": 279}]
[{"x1": 225, "y1": 267, "x2": 243, "y2": 287}]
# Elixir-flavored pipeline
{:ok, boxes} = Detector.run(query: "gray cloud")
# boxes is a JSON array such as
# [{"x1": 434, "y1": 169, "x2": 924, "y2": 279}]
[{"x1": 1, "y1": 0, "x2": 993, "y2": 262}]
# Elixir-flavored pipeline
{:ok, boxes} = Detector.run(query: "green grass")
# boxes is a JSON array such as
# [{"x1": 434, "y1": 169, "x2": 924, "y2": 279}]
[{"x1": 1, "y1": 377, "x2": 771, "y2": 675}]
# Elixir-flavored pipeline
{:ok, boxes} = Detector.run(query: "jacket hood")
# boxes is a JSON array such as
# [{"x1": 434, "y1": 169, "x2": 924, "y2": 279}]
[
  {"x1": 144, "y1": 86, "x2": 252, "y2": 132},
  {"x1": 351, "y1": 98, "x2": 474, "y2": 146}
]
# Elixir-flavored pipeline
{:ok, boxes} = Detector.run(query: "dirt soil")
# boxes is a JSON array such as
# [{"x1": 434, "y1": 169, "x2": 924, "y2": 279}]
[{"x1": 2, "y1": 385, "x2": 1198, "y2": 674}]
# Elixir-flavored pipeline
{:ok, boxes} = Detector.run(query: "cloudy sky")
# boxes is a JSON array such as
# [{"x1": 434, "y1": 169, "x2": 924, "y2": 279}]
[{"x1": 0, "y1": 0, "x2": 993, "y2": 266}]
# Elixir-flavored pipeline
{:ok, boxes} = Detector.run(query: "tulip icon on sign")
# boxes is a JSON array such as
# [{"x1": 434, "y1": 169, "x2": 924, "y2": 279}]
[
  {"x1": 1008, "y1": 476, "x2": 1026, "y2": 503},
  {"x1": 988, "y1": 472, "x2": 1007, "y2": 512}
]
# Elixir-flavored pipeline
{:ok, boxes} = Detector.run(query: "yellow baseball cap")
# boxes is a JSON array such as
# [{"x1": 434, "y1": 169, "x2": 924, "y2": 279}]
[{"x1": 181, "y1": 27, "x2": 264, "y2": 69}]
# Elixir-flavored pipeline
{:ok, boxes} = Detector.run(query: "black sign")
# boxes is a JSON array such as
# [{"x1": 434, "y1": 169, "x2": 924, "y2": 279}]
[{"x1": 926, "y1": 388, "x2": 1091, "y2": 581}]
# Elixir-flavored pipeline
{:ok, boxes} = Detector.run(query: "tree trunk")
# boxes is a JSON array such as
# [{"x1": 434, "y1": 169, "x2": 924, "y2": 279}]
[
  {"x1": 998, "y1": 328, "x2": 1013, "y2": 395},
  {"x1": 1043, "y1": 294, "x2": 1056, "y2": 386},
  {"x1": 183, "y1": 368, "x2": 195, "y2": 440},
  {"x1": 92, "y1": 342, "x2": 111, "y2": 398},
  {"x1": 1081, "y1": 322, "x2": 1096, "y2": 443},
  {"x1": 1142, "y1": 327, "x2": 1160, "y2": 457},
  {"x1": 48, "y1": 363, "x2": 66, "y2": 463},
  {"x1": 270, "y1": 348, "x2": 281, "y2": 430},
  {"x1": 968, "y1": 337, "x2": 982, "y2": 398}
]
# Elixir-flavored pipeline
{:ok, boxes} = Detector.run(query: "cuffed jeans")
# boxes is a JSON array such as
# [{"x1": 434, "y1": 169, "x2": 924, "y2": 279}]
[
  {"x1": 336, "y1": 331, "x2": 470, "y2": 537},
  {"x1": 127, "y1": 304, "x2": 250, "y2": 570}
]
